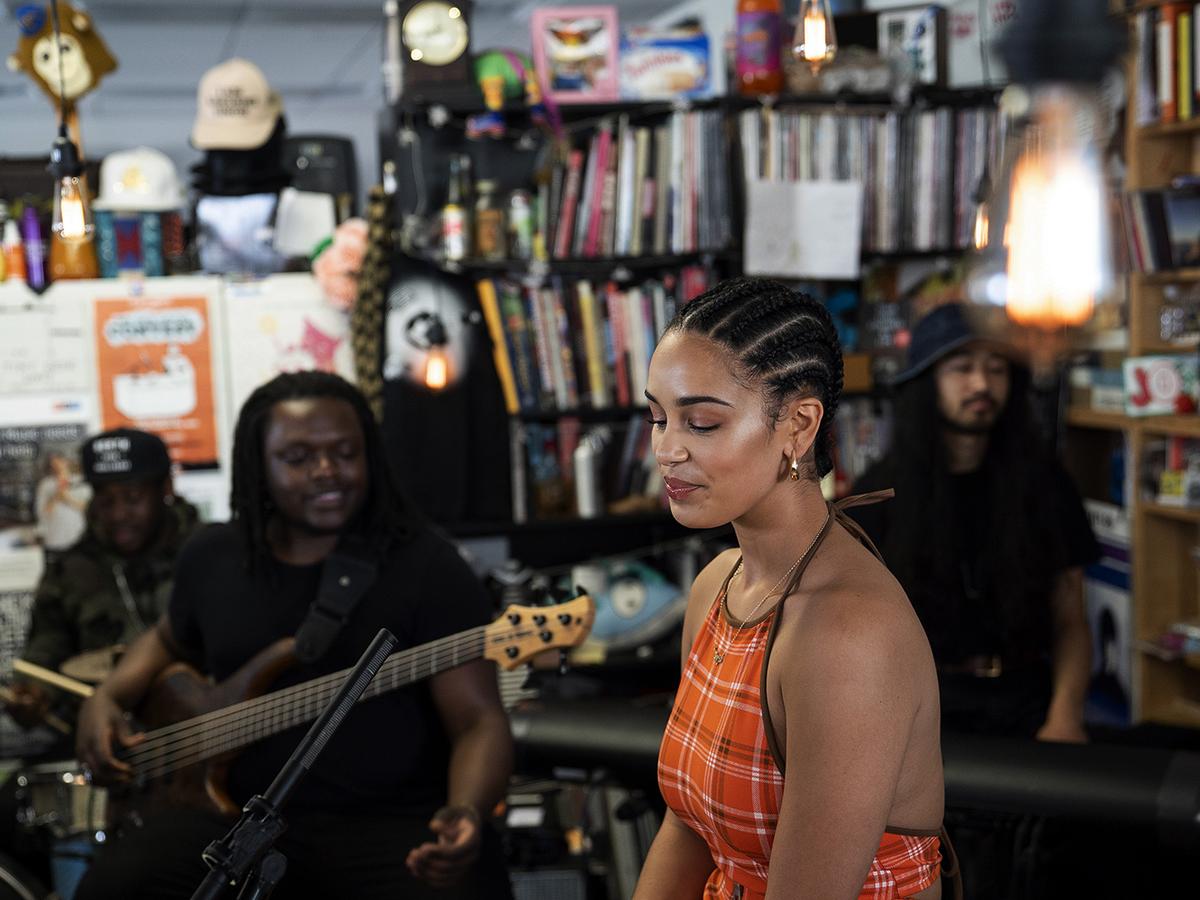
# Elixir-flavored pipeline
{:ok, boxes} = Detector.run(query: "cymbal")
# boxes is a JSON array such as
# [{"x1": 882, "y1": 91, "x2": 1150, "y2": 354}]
[{"x1": 60, "y1": 645, "x2": 125, "y2": 684}]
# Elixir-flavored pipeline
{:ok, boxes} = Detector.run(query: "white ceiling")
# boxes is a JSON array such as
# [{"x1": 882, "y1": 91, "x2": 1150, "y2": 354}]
[{"x1": 0, "y1": 0, "x2": 701, "y2": 194}]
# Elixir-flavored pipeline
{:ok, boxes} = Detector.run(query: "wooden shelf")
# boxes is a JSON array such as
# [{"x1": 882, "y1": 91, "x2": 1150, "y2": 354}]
[
  {"x1": 1138, "y1": 415, "x2": 1200, "y2": 437},
  {"x1": 1141, "y1": 501, "x2": 1200, "y2": 524},
  {"x1": 1136, "y1": 268, "x2": 1200, "y2": 284},
  {"x1": 1160, "y1": 698, "x2": 1200, "y2": 729},
  {"x1": 1138, "y1": 118, "x2": 1200, "y2": 138},
  {"x1": 1065, "y1": 406, "x2": 1131, "y2": 431}
]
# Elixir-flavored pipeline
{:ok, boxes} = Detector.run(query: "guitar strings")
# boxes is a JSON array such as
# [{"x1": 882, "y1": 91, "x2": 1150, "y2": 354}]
[
  {"x1": 125, "y1": 626, "x2": 490, "y2": 749},
  {"x1": 125, "y1": 631, "x2": 495, "y2": 780},
  {"x1": 122, "y1": 627, "x2": 494, "y2": 769},
  {"x1": 119, "y1": 623, "x2": 547, "y2": 779}
]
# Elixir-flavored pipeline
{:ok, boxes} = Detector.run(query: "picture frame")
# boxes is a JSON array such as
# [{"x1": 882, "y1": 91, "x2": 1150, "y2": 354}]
[
  {"x1": 530, "y1": 5, "x2": 620, "y2": 104},
  {"x1": 876, "y1": 4, "x2": 947, "y2": 87}
]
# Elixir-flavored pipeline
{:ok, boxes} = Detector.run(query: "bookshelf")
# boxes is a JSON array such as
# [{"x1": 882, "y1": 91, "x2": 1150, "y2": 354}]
[
  {"x1": 383, "y1": 86, "x2": 995, "y2": 530},
  {"x1": 1093, "y1": 2, "x2": 1200, "y2": 726}
]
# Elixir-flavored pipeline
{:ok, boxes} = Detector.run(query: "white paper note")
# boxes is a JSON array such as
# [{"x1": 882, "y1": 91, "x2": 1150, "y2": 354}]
[{"x1": 744, "y1": 180, "x2": 864, "y2": 280}]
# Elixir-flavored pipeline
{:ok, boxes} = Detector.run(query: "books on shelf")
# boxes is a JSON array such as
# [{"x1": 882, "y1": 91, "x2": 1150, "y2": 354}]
[
  {"x1": 1135, "y1": 3, "x2": 1200, "y2": 126},
  {"x1": 1122, "y1": 187, "x2": 1200, "y2": 272},
  {"x1": 738, "y1": 104, "x2": 998, "y2": 255},
  {"x1": 545, "y1": 109, "x2": 733, "y2": 260},
  {"x1": 521, "y1": 414, "x2": 664, "y2": 521},
  {"x1": 475, "y1": 265, "x2": 716, "y2": 415}
]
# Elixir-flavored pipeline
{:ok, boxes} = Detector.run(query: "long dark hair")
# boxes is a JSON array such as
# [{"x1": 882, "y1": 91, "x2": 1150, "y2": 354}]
[
  {"x1": 230, "y1": 371, "x2": 418, "y2": 569},
  {"x1": 666, "y1": 277, "x2": 843, "y2": 478},
  {"x1": 884, "y1": 362, "x2": 1059, "y2": 657}
]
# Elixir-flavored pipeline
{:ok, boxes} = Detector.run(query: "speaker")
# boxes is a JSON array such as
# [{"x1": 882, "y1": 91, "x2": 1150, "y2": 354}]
[{"x1": 281, "y1": 135, "x2": 358, "y2": 220}]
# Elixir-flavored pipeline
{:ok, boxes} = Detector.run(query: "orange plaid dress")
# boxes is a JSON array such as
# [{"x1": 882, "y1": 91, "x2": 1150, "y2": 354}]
[{"x1": 658, "y1": 508, "x2": 942, "y2": 899}]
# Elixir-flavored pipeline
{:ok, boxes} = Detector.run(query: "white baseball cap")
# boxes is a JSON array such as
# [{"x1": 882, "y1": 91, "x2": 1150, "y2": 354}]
[
  {"x1": 191, "y1": 58, "x2": 283, "y2": 151},
  {"x1": 93, "y1": 147, "x2": 185, "y2": 212}
]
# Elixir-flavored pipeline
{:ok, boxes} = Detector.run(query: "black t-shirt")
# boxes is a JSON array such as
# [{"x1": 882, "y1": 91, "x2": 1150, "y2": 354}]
[
  {"x1": 849, "y1": 456, "x2": 1099, "y2": 666},
  {"x1": 168, "y1": 523, "x2": 494, "y2": 815}
]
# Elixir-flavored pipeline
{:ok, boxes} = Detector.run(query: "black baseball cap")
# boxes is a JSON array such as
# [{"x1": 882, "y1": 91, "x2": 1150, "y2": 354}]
[
  {"x1": 891, "y1": 303, "x2": 1009, "y2": 386},
  {"x1": 81, "y1": 428, "x2": 172, "y2": 487}
]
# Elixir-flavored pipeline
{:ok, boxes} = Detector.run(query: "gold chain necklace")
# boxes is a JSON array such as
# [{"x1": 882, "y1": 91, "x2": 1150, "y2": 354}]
[{"x1": 714, "y1": 523, "x2": 825, "y2": 665}]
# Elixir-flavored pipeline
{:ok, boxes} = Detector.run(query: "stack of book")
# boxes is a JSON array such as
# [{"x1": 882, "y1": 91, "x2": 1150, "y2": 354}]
[
  {"x1": 738, "y1": 105, "x2": 998, "y2": 254},
  {"x1": 541, "y1": 110, "x2": 733, "y2": 260},
  {"x1": 477, "y1": 266, "x2": 715, "y2": 415}
]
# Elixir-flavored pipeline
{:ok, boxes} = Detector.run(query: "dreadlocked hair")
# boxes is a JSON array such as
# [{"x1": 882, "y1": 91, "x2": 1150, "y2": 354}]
[
  {"x1": 666, "y1": 276, "x2": 843, "y2": 478},
  {"x1": 230, "y1": 371, "x2": 418, "y2": 570}
]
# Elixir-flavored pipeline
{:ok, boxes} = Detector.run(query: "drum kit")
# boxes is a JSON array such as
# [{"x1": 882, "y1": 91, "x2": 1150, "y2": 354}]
[{"x1": 2, "y1": 647, "x2": 123, "y2": 900}]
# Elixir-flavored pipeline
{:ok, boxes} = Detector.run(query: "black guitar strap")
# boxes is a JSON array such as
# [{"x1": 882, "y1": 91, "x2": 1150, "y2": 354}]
[{"x1": 293, "y1": 537, "x2": 379, "y2": 664}]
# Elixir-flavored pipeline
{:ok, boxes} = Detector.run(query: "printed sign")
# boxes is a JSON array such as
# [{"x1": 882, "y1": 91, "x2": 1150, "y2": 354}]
[{"x1": 94, "y1": 295, "x2": 218, "y2": 467}]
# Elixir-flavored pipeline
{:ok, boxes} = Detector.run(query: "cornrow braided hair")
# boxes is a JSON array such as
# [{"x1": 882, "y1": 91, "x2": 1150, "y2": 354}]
[
  {"x1": 230, "y1": 371, "x2": 417, "y2": 571},
  {"x1": 666, "y1": 276, "x2": 843, "y2": 478}
]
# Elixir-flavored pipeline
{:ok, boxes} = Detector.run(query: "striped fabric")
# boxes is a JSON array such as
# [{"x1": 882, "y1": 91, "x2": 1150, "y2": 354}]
[{"x1": 658, "y1": 581, "x2": 941, "y2": 899}]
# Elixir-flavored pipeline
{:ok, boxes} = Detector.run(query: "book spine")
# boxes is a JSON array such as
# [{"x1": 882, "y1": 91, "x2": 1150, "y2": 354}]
[
  {"x1": 555, "y1": 150, "x2": 585, "y2": 259},
  {"x1": 577, "y1": 280, "x2": 609, "y2": 408},
  {"x1": 1160, "y1": 5, "x2": 1179, "y2": 123},
  {"x1": 476, "y1": 279, "x2": 520, "y2": 414}
]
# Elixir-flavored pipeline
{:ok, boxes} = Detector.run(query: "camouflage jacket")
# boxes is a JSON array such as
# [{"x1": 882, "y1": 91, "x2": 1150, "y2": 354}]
[{"x1": 22, "y1": 500, "x2": 201, "y2": 671}]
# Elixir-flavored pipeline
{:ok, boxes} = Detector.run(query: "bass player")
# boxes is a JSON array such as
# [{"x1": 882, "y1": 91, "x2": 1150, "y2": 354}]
[{"x1": 75, "y1": 372, "x2": 514, "y2": 900}]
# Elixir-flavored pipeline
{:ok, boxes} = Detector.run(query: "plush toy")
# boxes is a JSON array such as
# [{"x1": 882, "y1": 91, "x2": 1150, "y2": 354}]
[
  {"x1": 467, "y1": 49, "x2": 562, "y2": 141},
  {"x1": 7, "y1": 2, "x2": 118, "y2": 112}
]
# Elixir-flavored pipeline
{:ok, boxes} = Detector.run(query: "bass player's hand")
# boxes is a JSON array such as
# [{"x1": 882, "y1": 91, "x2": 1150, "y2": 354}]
[
  {"x1": 76, "y1": 689, "x2": 143, "y2": 783},
  {"x1": 405, "y1": 803, "x2": 482, "y2": 888}
]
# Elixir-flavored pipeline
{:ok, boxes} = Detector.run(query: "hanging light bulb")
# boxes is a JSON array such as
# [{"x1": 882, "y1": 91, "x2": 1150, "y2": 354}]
[
  {"x1": 406, "y1": 310, "x2": 453, "y2": 391},
  {"x1": 424, "y1": 344, "x2": 450, "y2": 390},
  {"x1": 1003, "y1": 86, "x2": 1108, "y2": 329},
  {"x1": 792, "y1": 0, "x2": 837, "y2": 74},
  {"x1": 48, "y1": 128, "x2": 93, "y2": 245},
  {"x1": 964, "y1": 0, "x2": 1125, "y2": 375},
  {"x1": 971, "y1": 167, "x2": 992, "y2": 252}
]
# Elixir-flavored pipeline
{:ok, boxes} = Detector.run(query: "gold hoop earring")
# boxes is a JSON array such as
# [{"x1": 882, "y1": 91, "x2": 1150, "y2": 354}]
[{"x1": 789, "y1": 458, "x2": 801, "y2": 481}]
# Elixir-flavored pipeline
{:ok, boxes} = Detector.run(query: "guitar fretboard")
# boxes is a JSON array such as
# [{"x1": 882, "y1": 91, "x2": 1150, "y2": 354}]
[{"x1": 124, "y1": 624, "x2": 496, "y2": 781}]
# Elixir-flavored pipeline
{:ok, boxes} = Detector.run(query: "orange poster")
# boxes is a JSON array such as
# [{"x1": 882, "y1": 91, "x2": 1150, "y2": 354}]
[{"x1": 94, "y1": 295, "x2": 218, "y2": 468}]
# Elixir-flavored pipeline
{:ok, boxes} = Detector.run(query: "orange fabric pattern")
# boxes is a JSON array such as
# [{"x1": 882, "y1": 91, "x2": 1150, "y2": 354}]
[{"x1": 658, "y1": 586, "x2": 941, "y2": 899}]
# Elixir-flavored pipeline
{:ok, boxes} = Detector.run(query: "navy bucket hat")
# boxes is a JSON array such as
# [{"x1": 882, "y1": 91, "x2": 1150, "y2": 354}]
[{"x1": 891, "y1": 304, "x2": 997, "y2": 386}]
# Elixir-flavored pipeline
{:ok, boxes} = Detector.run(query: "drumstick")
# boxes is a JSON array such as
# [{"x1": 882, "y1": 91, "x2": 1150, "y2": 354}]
[
  {"x1": 0, "y1": 686, "x2": 71, "y2": 735},
  {"x1": 12, "y1": 659, "x2": 95, "y2": 699}
]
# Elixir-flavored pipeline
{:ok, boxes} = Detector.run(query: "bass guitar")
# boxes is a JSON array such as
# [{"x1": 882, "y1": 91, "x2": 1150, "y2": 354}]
[{"x1": 112, "y1": 595, "x2": 594, "y2": 816}]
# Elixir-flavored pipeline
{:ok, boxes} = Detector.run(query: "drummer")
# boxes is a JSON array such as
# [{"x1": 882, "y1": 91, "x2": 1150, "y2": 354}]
[{"x1": 7, "y1": 428, "x2": 200, "y2": 728}]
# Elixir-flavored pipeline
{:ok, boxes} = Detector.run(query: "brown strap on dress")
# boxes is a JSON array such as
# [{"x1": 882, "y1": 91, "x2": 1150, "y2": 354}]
[
  {"x1": 759, "y1": 506, "x2": 837, "y2": 774},
  {"x1": 831, "y1": 488, "x2": 894, "y2": 564}
]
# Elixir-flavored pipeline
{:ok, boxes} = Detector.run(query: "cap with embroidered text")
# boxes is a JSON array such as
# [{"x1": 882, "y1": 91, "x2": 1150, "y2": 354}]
[
  {"x1": 81, "y1": 428, "x2": 172, "y2": 487},
  {"x1": 191, "y1": 58, "x2": 283, "y2": 151}
]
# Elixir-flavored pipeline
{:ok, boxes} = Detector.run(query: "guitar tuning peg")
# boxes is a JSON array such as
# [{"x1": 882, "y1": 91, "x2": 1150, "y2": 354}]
[
  {"x1": 558, "y1": 648, "x2": 569, "y2": 676},
  {"x1": 574, "y1": 584, "x2": 587, "y2": 599}
]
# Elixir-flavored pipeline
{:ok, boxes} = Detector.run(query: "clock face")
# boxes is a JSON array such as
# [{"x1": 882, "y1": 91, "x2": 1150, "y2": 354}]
[{"x1": 402, "y1": 1, "x2": 469, "y2": 67}]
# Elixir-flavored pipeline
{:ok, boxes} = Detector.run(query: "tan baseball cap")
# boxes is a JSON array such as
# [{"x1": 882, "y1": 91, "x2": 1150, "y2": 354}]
[{"x1": 191, "y1": 58, "x2": 283, "y2": 151}]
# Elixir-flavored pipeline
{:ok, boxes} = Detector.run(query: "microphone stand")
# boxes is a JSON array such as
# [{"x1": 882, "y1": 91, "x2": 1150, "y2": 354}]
[{"x1": 190, "y1": 628, "x2": 399, "y2": 900}]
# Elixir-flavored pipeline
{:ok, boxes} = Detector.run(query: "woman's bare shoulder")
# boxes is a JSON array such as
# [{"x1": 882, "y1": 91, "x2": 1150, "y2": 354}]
[{"x1": 792, "y1": 527, "x2": 931, "y2": 666}]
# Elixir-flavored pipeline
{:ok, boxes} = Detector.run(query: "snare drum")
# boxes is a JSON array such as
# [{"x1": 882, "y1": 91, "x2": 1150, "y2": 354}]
[{"x1": 14, "y1": 761, "x2": 107, "y2": 840}]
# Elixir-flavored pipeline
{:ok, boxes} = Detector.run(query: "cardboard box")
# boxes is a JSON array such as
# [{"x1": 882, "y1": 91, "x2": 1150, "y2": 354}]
[{"x1": 619, "y1": 27, "x2": 711, "y2": 100}]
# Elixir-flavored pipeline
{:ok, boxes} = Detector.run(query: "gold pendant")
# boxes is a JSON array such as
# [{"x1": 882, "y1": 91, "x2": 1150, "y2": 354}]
[{"x1": 713, "y1": 649, "x2": 724, "y2": 665}]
